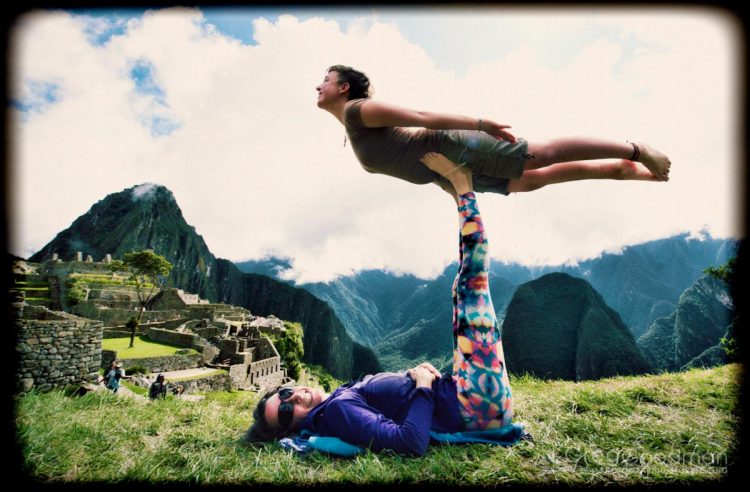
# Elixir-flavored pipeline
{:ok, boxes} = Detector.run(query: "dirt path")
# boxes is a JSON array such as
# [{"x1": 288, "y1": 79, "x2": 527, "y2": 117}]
[{"x1": 151, "y1": 367, "x2": 220, "y2": 380}]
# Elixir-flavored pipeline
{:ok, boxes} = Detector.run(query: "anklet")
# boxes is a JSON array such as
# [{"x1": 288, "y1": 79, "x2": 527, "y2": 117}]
[
  {"x1": 627, "y1": 141, "x2": 640, "y2": 161},
  {"x1": 444, "y1": 163, "x2": 467, "y2": 176}
]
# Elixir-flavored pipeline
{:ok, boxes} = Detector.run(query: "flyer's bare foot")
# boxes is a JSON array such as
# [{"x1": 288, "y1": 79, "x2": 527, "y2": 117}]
[
  {"x1": 421, "y1": 152, "x2": 473, "y2": 195},
  {"x1": 615, "y1": 160, "x2": 661, "y2": 182},
  {"x1": 630, "y1": 142, "x2": 671, "y2": 181}
]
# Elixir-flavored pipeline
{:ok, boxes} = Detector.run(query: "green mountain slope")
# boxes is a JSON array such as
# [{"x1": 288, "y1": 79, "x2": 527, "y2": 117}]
[{"x1": 637, "y1": 275, "x2": 733, "y2": 372}]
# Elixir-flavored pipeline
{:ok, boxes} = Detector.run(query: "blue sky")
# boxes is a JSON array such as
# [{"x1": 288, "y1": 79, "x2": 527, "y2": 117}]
[
  {"x1": 70, "y1": 7, "x2": 364, "y2": 46},
  {"x1": 11, "y1": 79, "x2": 60, "y2": 115},
  {"x1": 8, "y1": 6, "x2": 741, "y2": 282},
  {"x1": 67, "y1": 7, "x2": 657, "y2": 75}
]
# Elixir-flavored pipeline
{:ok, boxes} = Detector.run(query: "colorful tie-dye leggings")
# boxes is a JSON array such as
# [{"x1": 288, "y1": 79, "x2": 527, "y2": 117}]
[{"x1": 452, "y1": 191, "x2": 514, "y2": 430}]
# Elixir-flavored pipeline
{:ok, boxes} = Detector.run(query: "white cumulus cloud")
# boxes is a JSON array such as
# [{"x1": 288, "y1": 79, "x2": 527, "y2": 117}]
[{"x1": 7, "y1": 7, "x2": 743, "y2": 283}]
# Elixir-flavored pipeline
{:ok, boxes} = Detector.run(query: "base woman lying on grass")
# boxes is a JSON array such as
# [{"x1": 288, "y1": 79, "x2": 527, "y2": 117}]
[{"x1": 245, "y1": 153, "x2": 527, "y2": 457}]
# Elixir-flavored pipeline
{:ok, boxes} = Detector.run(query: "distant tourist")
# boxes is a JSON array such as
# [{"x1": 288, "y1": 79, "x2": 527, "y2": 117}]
[
  {"x1": 100, "y1": 359, "x2": 117, "y2": 386},
  {"x1": 245, "y1": 155, "x2": 529, "y2": 456},
  {"x1": 104, "y1": 361, "x2": 129, "y2": 393},
  {"x1": 149, "y1": 374, "x2": 168, "y2": 400}
]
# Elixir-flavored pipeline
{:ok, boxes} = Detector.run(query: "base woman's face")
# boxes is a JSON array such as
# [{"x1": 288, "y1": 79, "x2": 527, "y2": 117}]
[{"x1": 263, "y1": 386, "x2": 326, "y2": 431}]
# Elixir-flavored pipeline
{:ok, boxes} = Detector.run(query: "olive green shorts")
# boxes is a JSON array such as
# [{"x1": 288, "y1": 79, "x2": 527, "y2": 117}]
[{"x1": 436, "y1": 130, "x2": 529, "y2": 195}]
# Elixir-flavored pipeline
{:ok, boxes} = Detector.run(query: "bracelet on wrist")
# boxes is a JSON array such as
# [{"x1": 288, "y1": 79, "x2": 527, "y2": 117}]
[{"x1": 478, "y1": 118, "x2": 483, "y2": 132}]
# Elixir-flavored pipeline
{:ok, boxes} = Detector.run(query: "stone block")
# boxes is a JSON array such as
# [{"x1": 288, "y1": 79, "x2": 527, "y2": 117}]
[
  {"x1": 231, "y1": 352, "x2": 252, "y2": 365},
  {"x1": 202, "y1": 345, "x2": 219, "y2": 364}
]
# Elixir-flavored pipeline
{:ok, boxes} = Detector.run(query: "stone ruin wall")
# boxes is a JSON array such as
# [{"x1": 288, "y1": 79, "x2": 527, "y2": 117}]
[
  {"x1": 15, "y1": 315, "x2": 103, "y2": 392},
  {"x1": 252, "y1": 336, "x2": 279, "y2": 361},
  {"x1": 100, "y1": 350, "x2": 204, "y2": 373},
  {"x1": 248, "y1": 355, "x2": 283, "y2": 388},
  {"x1": 46, "y1": 257, "x2": 119, "y2": 276},
  {"x1": 146, "y1": 326, "x2": 203, "y2": 350},
  {"x1": 176, "y1": 372, "x2": 233, "y2": 394},
  {"x1": 243, "y1": 337, "x2": 283, "y2": 388}
]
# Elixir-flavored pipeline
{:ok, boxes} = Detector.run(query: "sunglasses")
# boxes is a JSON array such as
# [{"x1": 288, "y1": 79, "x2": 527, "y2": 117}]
[{"x1": 277, "y1": 387, "x2": 295, "y2": 429}]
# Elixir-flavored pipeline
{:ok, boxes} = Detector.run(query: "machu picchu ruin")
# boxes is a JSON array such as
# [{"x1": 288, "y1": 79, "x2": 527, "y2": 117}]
[{"x1": 12, "y1": 251, "x2": 296, "y2": 394}]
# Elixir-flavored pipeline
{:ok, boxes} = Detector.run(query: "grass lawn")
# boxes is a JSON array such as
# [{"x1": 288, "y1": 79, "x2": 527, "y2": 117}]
[
  {"x1": 15, "y1": 364, "x2": 741, "y2": 486},
  {"x1": 101, "y1": 336, "x2": 199, "y2": 359}
]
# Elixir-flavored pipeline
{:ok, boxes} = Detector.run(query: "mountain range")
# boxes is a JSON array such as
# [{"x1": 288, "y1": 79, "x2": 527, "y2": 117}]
[{"x1": 240, "y1": 240, "x2": 736, "y2": 375}]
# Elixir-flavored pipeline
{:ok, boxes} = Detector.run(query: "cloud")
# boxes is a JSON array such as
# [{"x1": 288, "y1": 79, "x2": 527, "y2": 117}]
[
  {"x1": 7, "y1": 7, "x2": 742, "y2": 283},
  {"x1": 131, "y1": 182, "x2": 160, "y2": 201}
]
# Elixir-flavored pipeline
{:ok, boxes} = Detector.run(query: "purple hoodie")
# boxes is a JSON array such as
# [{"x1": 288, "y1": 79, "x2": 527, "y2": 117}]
[{"x1": 299, "y1": 371, "x2": 465, "y2": 456}]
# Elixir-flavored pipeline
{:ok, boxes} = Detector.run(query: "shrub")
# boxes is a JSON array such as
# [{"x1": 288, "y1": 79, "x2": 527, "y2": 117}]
[
  {"x1": 269, "y1": 322, "x2": 304, "y2": 381},
  {"x1": 305, "y1": 364, "x2": 343, "y2": 392},
  {"x1": 64, "y1": 278, "x2": 87, "y2": 306},
  {"x1": 126, "y1": 365, "x2": 148, "y2": 375}
]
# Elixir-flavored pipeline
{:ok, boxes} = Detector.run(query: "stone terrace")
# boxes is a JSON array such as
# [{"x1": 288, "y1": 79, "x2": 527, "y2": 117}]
[{"x1": 13, "y1": 254, "x2": 292, "y2": 393}]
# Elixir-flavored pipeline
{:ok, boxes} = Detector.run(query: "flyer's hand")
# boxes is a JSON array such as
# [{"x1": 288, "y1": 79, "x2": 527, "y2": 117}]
[{"x1": 481, "y1": 119, "x2": 517, "y2": 143}]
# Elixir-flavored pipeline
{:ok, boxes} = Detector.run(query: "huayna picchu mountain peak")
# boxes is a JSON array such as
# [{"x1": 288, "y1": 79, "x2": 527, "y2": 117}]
[{"x1": 29, "y1": 183, "x2": 381, "y2": 380}]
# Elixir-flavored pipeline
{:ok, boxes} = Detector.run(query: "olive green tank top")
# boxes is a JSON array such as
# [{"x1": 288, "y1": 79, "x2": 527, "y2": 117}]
[{"x1": 343, "y1": 99, "x2": 443, "y2": 185}]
